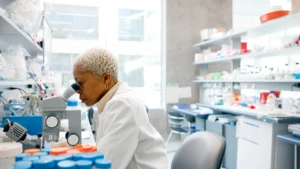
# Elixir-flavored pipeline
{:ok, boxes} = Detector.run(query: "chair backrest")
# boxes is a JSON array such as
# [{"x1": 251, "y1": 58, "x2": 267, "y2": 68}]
[{"x1": 171, "y1": 131, "x2": 226, "y2": 169}]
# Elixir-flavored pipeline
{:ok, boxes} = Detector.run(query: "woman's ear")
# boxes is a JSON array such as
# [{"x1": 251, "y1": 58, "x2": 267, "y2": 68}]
[{"x1": 103, "y1": 74, "x2": 111, "y2": 83}]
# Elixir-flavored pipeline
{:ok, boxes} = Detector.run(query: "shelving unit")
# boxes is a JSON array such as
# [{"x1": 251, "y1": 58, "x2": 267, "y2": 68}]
[
  {"x1": 194, "y1": 47, "x2": 300, "y2": 65},
  {"x1": 194, "y1": 12, "x2": 300, "y2": 103},
  {"x1": 194, "y1": 12, "x2": 300, "y2": 47},
  {"x1": 0, "y1": 13, "x2": 42, "y2": 57},
  {"x1": 194, "y1": 79, "x2": 300, "y2": 83},
  {"x1": 0, "y1": 80, "x2": 55, "y2": 87}
]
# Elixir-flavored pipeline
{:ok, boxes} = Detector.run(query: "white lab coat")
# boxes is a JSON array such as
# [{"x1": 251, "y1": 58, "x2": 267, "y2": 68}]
[{"x1": 94, "y1": 82, "x2": 168, "y2": 169}]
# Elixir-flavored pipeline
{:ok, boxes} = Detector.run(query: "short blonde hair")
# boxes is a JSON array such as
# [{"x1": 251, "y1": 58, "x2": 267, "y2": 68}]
[{"x1": 74, "y1": 47, "x2": 119, "y2": 82}]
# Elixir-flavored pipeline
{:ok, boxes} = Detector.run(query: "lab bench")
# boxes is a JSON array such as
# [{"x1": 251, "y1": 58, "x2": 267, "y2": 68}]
[{"x1": 172, "y1": 104, "x2": 300, "y2": 169}]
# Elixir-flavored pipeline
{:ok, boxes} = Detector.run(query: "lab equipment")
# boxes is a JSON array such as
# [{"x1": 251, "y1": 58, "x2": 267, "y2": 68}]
[
  {"x1": 3, "y1": 121, "x2": 42, "y2": 148},
  {"x1": 57, "y1": 160, "x2": 76, "y2": 169},
  {"x1": 41, "y1": 83, "x2": 81, "y2": 146}
]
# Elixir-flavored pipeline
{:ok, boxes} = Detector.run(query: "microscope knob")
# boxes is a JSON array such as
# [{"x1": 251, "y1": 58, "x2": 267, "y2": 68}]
[
  {"x1": 45, "y1": 116, "x2": 58, "y2": 128},
  {"x1": 67, "y1": 133, "x2": 79, "y2": 146}
]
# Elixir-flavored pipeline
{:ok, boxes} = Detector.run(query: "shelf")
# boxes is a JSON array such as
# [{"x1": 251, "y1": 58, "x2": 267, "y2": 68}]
[
  {"x1": 194, "y1": 12, "x2": 300, "y2": 47},
  {"x1": 193, "y1": 79, "x2": 300, "y2": 83},
  {"x1": 0, "y1": 13, "x2": 43, "y2": 57},
  {"x1": 194, "y1": 47, "x2": 300, "y2": 65},
  {"x1": 0, "y1": 80, "x2": 55, "y2": 87}
]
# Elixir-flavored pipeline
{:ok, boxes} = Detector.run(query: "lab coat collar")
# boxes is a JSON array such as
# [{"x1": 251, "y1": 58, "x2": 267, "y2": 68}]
[{"x1": 96, "y1": 81, "x2": 122, "y2": 113}]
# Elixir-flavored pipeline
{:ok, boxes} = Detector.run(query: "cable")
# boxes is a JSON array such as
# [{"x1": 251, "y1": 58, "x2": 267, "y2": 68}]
[{"x1": 7, "y1": 87, "x2": 26, "y2": 94}]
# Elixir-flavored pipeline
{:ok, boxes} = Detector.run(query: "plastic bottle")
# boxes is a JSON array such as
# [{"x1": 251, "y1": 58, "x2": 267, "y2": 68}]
[
  {"x1": 94, "y1": 159, "x2": 111, "y2": 169},
  {"x1": 266, "y1": 91, "x2": 276, "y2": 112},
  {"x1": 76, "y1": 160, "x2": 93, "y2": 169},
  {"x1": 13, "y1": 161, "x2": 32, "y2": 169},
  {"x1": 57, "y1": 160, "x2": 76, "y2": 169},
  {"x1": 32, "y1": 157, "x2": 55, "y2": 169}
]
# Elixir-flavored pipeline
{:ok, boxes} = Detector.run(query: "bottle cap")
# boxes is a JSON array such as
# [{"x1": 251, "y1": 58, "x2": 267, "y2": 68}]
[
  {"x1": 75, "y1": 160, "x2": 93, "y2": 169},
  {"x1": 14, "y1": 161, "x2": 32, "y2": 169},
  {"x1": 23, "y1": 156, "x2": 39, "y2": 162},
  {"x1": 95, "y1": 159, "x2": 112, "y2": 169},
  {"x1": 57, "y1": 160, "x2": 76, "y2": 169},
  {"x1": 24, "y1": 148, "x2": 40, "y2": 155},
  {"x1": 73, "y1": 153, "x2": 84, "y2": 161},
  {"x1": 15, "y1": 153, "x2": 30, "y2": 161},
  {"x1": 50, "y1": 147, "x2": 71, "y2": 155},
  {"x1": 33, "y1": 152, "x2": 48, "y2": 157},
  {"x1": 33, "y1": 157, "x2": 55, "y2": 169}
]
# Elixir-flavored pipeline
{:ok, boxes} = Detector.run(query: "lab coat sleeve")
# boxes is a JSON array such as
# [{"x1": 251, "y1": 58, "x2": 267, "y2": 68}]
[{"x1": 97, "y1": 99, "x2": 139, "y2": 169}]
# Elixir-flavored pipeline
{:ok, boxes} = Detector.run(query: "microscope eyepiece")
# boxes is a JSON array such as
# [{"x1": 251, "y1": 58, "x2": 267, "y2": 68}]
[{"x1": 71, "y1": 83, "x2": 80, "y2": 91}]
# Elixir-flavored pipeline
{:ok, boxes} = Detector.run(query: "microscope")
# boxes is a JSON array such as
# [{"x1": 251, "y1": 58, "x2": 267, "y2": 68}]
[{"x1": 41, "y1": 83, "x2": 82, "y2": 146}]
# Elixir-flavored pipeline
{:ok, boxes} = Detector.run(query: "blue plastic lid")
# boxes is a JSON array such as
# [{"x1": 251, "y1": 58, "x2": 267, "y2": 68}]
[
  {"x1": 15, "y1": 153, "x2": 30, "y2": 161},
  {"x1": 75, "y1": 160, "x2": 93, "y2": 169},
  {"x1": 23, "y1": 156, "x2": 39, "y2": 161},
  {"x1": 82, "y1": 153, "x2": 98, "y2": 164},
  {"x1": 33, "y1": 152, "x2": 48, "y2": 157},
  {"x1": 53, "y1": 154, "x2": 71, "y2": 166},
  {"x1": 190, "y1": 126, "x2": 196, "y2": 130},
  {"x1": 95, "y1": 159, "x2": 111, "y2": 169},
  {"x1": 73, "y1": 153, "x2": 84, "y2": 161},
  {"x1": 40, "y1": 155, "x2": 54, "y2": 160},
  {"x1": 91, "y1": 152, "x2": 104, "y2": 159},
  {"x1": 57, "y1": 160, "x2": 76, "y2": 169},
  {"x1": 67, "y1": 100, "x2": 78, "y2": 107},
  {"x1": 33, "y1": 157, "x2": 55, "y2": 169},
  {"x1": 41, "y1": 148, "x2": 51, "y2": 154},
  {"x1": 60, "y1": 154, "x2": 73, "y2": 161},
  {"x1": 14, "y1": 161, "x2": 32, "y2": 169}
]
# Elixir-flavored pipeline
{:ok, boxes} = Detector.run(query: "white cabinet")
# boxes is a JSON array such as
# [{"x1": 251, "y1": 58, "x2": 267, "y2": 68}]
[{"x1": 237, "y1": 116, "x2": 294, "y2": 169}]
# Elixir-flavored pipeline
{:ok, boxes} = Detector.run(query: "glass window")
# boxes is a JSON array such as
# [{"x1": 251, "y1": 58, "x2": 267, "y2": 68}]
[
  {"x1": 118, "y1": 9, "x2": 144, "y2": 41},
  {"x1": 45, "y1": 4, "x2": 99, "y2": 40},
  {"x1": 45, "y1": 1, "x2": 162, "y2": 108}
]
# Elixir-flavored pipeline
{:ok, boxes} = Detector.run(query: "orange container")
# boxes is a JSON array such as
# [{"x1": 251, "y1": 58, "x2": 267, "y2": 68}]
[
  {"x1": 81, "y1": 145, "x2": 92, "y2": 152},
  {"x1": 91, "y1": 146, "x2": 98, "y2": 152},
  {"x1": 66, "y1": 149, "x2": 80, "y2": 155},
  {"x1": 24, "y1": 149, "x2": 40, "y2": 155},
  {"x1": 50, "y1": 147, "x2": 71, "y2": 156},
  {"x1": 260, "y1": 10, "x2": 290, "y2": 23}
]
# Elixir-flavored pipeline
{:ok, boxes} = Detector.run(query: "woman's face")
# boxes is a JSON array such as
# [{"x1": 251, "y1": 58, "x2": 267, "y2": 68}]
[{"x1": 73, "y1": 66, "x2": 107, "y2": 106}]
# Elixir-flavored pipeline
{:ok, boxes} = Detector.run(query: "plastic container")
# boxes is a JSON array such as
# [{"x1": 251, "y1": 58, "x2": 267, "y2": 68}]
[
  {"x1": 266, "y1": 91, "x2": 277, "y2": 111},
  {"x1": 24, "y1": 148, "x2": 41, "y2": 155},
  {"x1": 0, "y1": 142, "x2": 22, "y2": 169},
  {"x1": 33, "y1": 152, "x2": 49, "y2": 157},
  {"x1": 50, "y1": 147, "x2": 71, "y2": 156},
  {"x1": 41, "y1": 148, "x2": 51, "y2": 154},
  {"x1": 57, "y1": 160, "x2": 76, "y2": 169},
  {"x1": 82, "y1": 153, "x2": 98, "y2": 164},
  {"x1": 13, "y1": 161, "x2": 32, "y2": 169},
  {"x1": 53, "y1": 154, "x2": 73, "y2": 167},
  {"x1": 260, "y1": 10, "x2": 290, "y2": 23},
  {"x1": 33, "y1": 157, "x2": 55, "y2": 169},
  {"x1": 74, "y1": 153, "x2": 84, "y2": 161},
  {"x1": 95, "y1": 159, "x2": 111, "y2": 169},
  {"x1": 23, "y1": 156, "x2": 39, "y2": 162},
  {"x1": 66, "y1": 149, "x2": 80, "y2": 155},
  {"x1": 15, "y1": 153, "x2": 30, "y2": 161},
  {"x1": 76, "y1": 160, "x2": 93, "y2": 169}
]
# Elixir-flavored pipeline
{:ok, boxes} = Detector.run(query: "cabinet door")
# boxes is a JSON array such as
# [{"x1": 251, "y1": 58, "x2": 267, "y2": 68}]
[{"x1": 237, "y1": 117, "x2": 273, "y2": 169}]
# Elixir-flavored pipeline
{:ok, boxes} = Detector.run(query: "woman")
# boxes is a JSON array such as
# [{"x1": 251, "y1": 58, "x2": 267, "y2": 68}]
[{"x1": 72, "y1": 47, "x2": 168, "y2": 169}]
